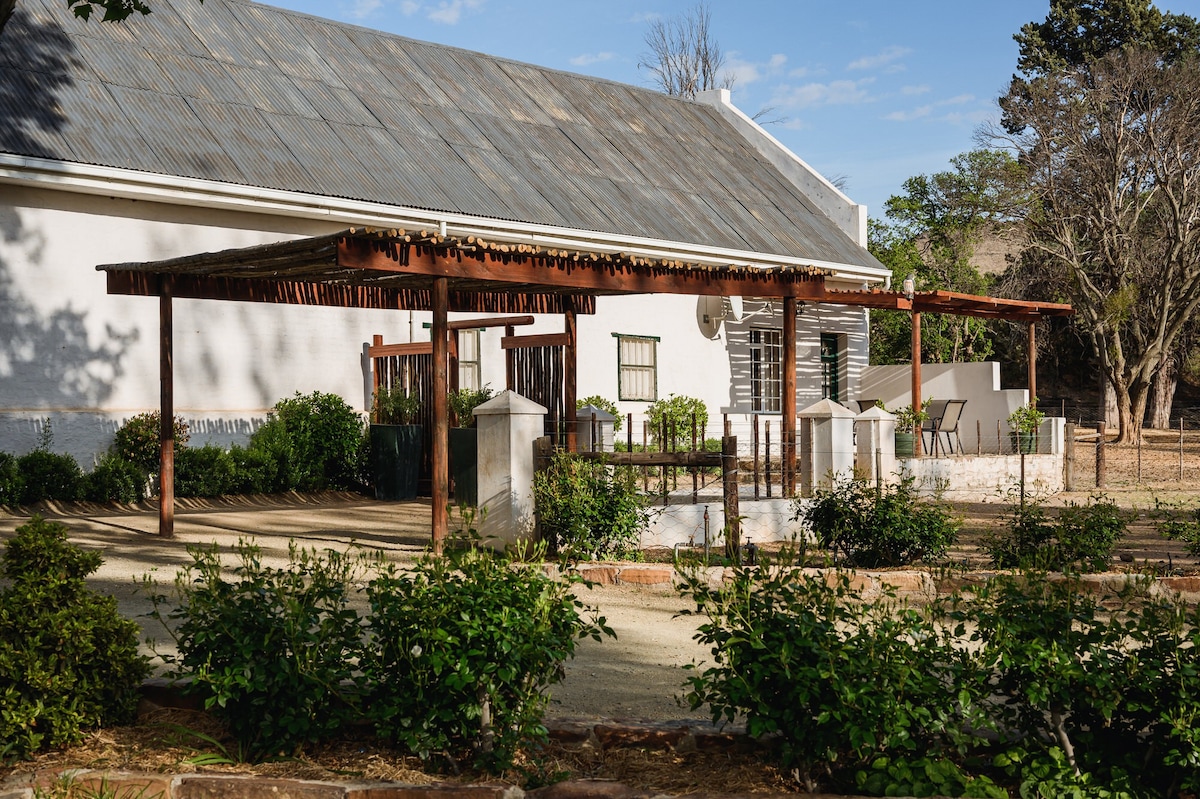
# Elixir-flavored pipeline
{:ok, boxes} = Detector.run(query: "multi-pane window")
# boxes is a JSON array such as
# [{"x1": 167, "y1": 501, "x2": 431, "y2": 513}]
[
  {"x1": 457, "y1": 329, "x2": 481, "y2": 391},
  {"x1": 616, "y1": 334, "x2": 658, "y2": 401},
  {"x1": 749, "y1": 328, "x2": 782, "y2": 412},
  {"x1": 820, "y1": 333, "x2": 841, "y2": 402}
]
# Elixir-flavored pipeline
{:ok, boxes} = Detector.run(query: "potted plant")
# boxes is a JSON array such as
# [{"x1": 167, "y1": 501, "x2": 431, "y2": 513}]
[
  {"x1": 448, "y1": 386, "x2": 494, "y2": 505},
  {"x1": 1008, "y1": 399, "x2": 1045, "y2": 455},
  {"x1": 370, "y1": 386, "x2": 423, "y2": 500},
  {"x1": 888, "y1": 399, "x2": 930, "y2": 458}
]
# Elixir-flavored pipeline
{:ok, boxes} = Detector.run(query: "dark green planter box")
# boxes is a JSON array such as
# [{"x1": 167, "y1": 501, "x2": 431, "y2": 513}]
[
  {"x1": 449, "y1": 427, "x2": 477, "y2": 505},
  {"x1": 1011, "y1": 431, "x2": 1038, "y2": 455},
  {"x1": 894, "y1": 431, "x2": 917, "y2": 458},
  {"x1": 371, "y1": 424, "x2": 423, "y2": 501}
]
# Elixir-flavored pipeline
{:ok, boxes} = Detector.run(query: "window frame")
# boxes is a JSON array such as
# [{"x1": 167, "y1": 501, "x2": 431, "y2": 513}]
[
  {"x1": 749, "y1": 327, "x2": 783, "y2": 413},
  {"x1": 613, "y1": 333, "x2": 659, "y2": 402}
]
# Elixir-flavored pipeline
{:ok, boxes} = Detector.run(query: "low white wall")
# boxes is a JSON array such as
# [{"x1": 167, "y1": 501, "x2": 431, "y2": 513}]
[
  {"x1": 898, "y1": 453, "x2": 1065, "y2": 500},
  {"x1": 641, "y1": 498, "x2": 799, "y2": 549}
]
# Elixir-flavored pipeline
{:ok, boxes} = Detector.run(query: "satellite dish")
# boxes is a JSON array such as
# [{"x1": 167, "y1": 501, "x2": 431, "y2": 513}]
[
  {"x1": 727, "y1": 296, "x2": 744, "y2": 322},
  {"x1": 696, "y1": 295, "x2": 724, "y2": 339}
]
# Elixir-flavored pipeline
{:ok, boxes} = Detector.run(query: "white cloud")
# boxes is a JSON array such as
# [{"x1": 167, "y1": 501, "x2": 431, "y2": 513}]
[
  {"x1": 848, "y1": 45, "x2": 911, "y2": 71},
  {"x1": 400, "y1": 1, "x2": 419, "y2": 14},
  {"x1": 629, "y1": 11, "x2": 661, "y2": 23},
  {"x1": 886, "y1": 94, "x2": 982, "y2": 123},
  {"x1": 722, "y1": 52, "x2": 786, "y2": 88},
  {"x1": 571, "y1": 52, "x2": 615, "y2": 67},
  {"x1": 772, "y1": 78, "x2": 874, "y2": 109},
  {"x1": 886, "y1": 105, "x2": 931, "y2": 122},
  {"x1": 426, "y1": 0, "x2": 484, "y2": 24},
  {"x1": 350, "y1": 0, "x2": 382, "y2": 17},
  {"x1": 901, "y1": 84, "x2": 931, "y2": 96}
]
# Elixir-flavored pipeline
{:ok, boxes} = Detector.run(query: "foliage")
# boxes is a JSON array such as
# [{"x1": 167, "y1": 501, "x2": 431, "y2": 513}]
[
  {"x1": 1153, "y1": 497, "x2": 1200, "y2": 555},
  {"x1": 985, "y1": 496, "x2": 1124, "y2": 572},
  {"x1": 533, "y1": 451, "x2": 648, "y2": 560},
  {"x1": 17, "y1": 450, "x2": 82, "y2": 505},
  {"x1": 225, "y1": 444, "x2": 279, "y2": 495},
  {"x1": 174, "y1": 444, "x2": 236, "y2": 498},
  {"x1": 887, "y1": 398, "x2": 931, "y2": 430},
  {"x1": 448, "y1": 386, "x2": 494, "y2": 428},
  {"x1": 371, "y1": 386, "x2": 421, "y2": 426},
  {"x1": 0, "y1": 452, "x2": 22, "y2": 507},
  {"x1": 576, "y1": 394, "x2": 622, "y2": 431},
  {"x1": 363, "y1": 543, "x2": 613, "y2": 772},
  {"x1": 795, "y1": 475, "x2": 958, "y2": 567},
  {"x1": 81, "y1": 453, "x2": 144, "y2": 504},
  {"x1": 249, "y1": 391, "x2": 364, "y2": 491},
  {"x1": 1007, "y1": 399, "x2": 1046, "y2": 434},
  {"x1": 646, "y1": 393, "x2": 708, "y2": 449},
  {"x1": 149, "y1": 541, "x2": 369, "y2": 761},
  {"x1": 113, "y1": 412, "x2": 190, "y2": 473},
  {"x1": 0, "y1": 516, "x2": 148, "y2": 762},
  {"x1": 678, "y1": 562, "x2": 982, "y2": 792},
  {"x1": 854, "y1": 755, "x2": 1005, "y2": 799}
]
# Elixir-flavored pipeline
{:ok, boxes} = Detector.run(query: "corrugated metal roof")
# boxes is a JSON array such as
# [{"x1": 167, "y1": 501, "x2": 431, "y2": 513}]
[{"x1": 0, "y1": 0, "x2": 886, "y2": 272}]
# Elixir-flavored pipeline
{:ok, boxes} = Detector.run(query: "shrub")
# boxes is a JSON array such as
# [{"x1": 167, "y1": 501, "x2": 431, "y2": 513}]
[
  {"x1": 646, "y1": 394, "x2": 707, "y2": 448},
  {"x1": 576, "y1": 395, "x2": 622, "y2": 431},
  {"x1": 795, "y1": 475, "x2": 959, "y2": 567},
  {"x1": 150, "y1": 541, "x2": 368, "y2": 761},
  {"x1": 448, "y1": 386, "x2": 495, "y2": 428},
  {"x1": 81, "y1": 453, "x2": 144, "y2": 503},
  {"x1": 227, "y1": 444, "x2": 280, "y2": 495},
  {"x1": 17, "y1": 450, "x2": 82, "y2": 505},
  {"x1": 175, "y1": 444, "x2": 236, "y2": 498},
  {"x1": 0, "y1": 452, "x2": 22, "y2": 507},
  {"x1": 249, "y1": 392, "x2": 364, "y2": 491},
  {"x1": 0, "y1": 517, "x2": 149, "y2": 761},
  {"x1": 113, "y1": 412, "x2": 190, "y2": 472},
  {"x1": 371, "y1": 386, "x2": 421, "y2": 425},
  {"x1": 533, "y1": 451, "x2": 648, "y2": 560},
  {"x1": 678, "y1": 561, "x2": 982, "y2": 792},
  {"x1": 985, "y1": 496, "x2": 1124, "y2": 572},
  {"x1": 363, "y1": 544, "x2": 613, "y2": 771}
]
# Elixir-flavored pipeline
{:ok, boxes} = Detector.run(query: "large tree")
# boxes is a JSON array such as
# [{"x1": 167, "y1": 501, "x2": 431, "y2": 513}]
[
  {"x1": 996, "y1": 47, "x2": 1200, "y2": 442},
  {"x1": 869, "y1": 150, "x2": 1027, "y2": 365},
  {"x1": 639, "y1": 3, "x2": 733, "y2": 99},
  {"x1": 0, "y1": 1, "x2": 198, "y2": 38}
]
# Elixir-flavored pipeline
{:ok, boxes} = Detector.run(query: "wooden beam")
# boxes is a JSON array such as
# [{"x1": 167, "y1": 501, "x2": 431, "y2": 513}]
[
  {"x1": 448, "y1": 315, "x2": 535, "y2": 330},
  {"x1": 367, "y1": 341, "x2": 434, "y2": 358},
  {"x1": 431, "y1": 277, "x2": 449, "y2": 555},
  {"x1": 500, "y1": 333, "x2": 573, "y2": 349},
  {"x1": 159, "y1": 280, "x2": 175, "y2": 538},
  {"x1": 783, "y1": 296, "x2": 797, "y2": 495}
]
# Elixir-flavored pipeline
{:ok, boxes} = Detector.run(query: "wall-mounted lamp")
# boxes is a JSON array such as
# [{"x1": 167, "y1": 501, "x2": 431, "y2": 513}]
[{"x1": 902, "y1": 274, "x2": 915, "y2": 302}]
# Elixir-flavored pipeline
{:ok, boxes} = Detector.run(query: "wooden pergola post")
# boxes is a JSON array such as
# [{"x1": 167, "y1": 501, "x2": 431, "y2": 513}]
[
  {"x1": 1028, "y1": 321, "x2": 1037, "y2": 407},
  {"x1": 911, "y1": 310, "x2": 923, "y2": 457},
  {"x1": 158, "y1": 278, "x2": 175, "y2": 537},
  {"x1": 431, "y1": 277, "x2": 449, "y2": 554},
  {"x1": 782, "y1": 296, "x2": 797, "y2": 495},
  {"x1": 564, "y1": 302, "x2": 578, "y2": 452}
]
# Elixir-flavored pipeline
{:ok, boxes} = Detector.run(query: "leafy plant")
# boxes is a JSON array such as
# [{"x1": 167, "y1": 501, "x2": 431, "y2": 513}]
[
  {"x1": 371, "y1": 386, "x2": 422, "y2": 425},
  {"x1": 174, "y1": 444, "x2": 236, "y2": 498},
  {"x1": 363, "y1": 542, "x2": 613, "y2": 771},
  {"x1": 646, "y1": 394, "x2": 707, "y2": 449},
  {"x1": 1007, "y1": 399, "x2": 1046, "y2": 435},
  {"x1": 448, "y1": 386, "x2": 495, "y2": 428},
  {"x1": 249, "y1": 391, "x2": 365, "y2": 491},
  {"x1": 1153, "y1": 497, "x2": 1200, "y2": 555},
  {"x1": 148, "y1": 541, "x2": 369, "y2": 761},
  {"x1": 17, "y1": 450, "x2": 82, "y2": 505},
  {"x1": 533, "y1": 451, "x2": 648, "y2": 560},
  {"x1": 855, "y1": 755, "x2": 1005, "y2": 798},
  {"x1": 795, "y1": 475, "x2": 959, "y2": 567},
  {"x1": 887, "y1": 398, "x2": 931, "y2": 430},
  {"x1": 0, "y1": 452, "x2": 23, "y2": 507},
  {"x1": 0, "y1": 516, "x2": 149, "y2": 762},
  {"x1": 576, "y1": 395, "x2": 622, "y2": 431},
  {"x1": 678, "y1": 561, "x2": 982, "y2": 792},
  {"x1": 82, "y1": 453, "x2": 144, "y2": 503},
  {"x1": 113, "y1": 412, "x2": 190, "y2": 473},
  {"x1": 226, "y1": 444, "x2": 280, "y2": 495},
  {"x1": 985, "y1": 496, "x2": 1123, "y2": 572}
]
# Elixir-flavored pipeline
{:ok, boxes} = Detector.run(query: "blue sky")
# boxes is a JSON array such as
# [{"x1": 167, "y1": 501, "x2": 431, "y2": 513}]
[{"x1": 268, "y1": 0, "x2": 1200, "y2": 222}]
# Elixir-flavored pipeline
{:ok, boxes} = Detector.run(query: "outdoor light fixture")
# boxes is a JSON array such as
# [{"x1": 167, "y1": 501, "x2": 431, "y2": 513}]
[{"x1": 902, "y1": 274, "x2": 915, "y2": 301}]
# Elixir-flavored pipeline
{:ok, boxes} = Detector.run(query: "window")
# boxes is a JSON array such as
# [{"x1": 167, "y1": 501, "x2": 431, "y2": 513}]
[
  {"x1": 457, "y1": 329, "x2": 481, "y2": 391},
  {"x1": 749, "y1": 328, "x2": 782, "y2": 412},
  {"x1": 820, "y1": 333, "x2": 841, "y2": 402},
  {"x1": 615, "y1": 334, "x2": 658, "y2": 401}
]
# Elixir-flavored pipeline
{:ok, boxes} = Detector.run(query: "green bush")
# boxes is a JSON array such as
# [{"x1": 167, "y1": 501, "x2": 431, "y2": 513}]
[
  {"x1": 227, "y1": 444, "x2": 280, "y2": 495},
  {"x1": 175, "y1": 444, "x2": 236, "y2": 498},
  {"x1": 0, "y1": 452, "x2": 22, "y2": 507},
  {"x1": 17, "y1": 450, "x2": 82, "y2": 505},
  {"x1": 0, "y1": 516, "x2": 149, "y2": 762},
  {"x1": 82, "y1": 453, "x2": 144, "y2": 503},
  {"x1": 363, "y1": 544, "x2": 612, "y2": 771},
  {"x1": 533, "y1": 451, "x2": 648, "y2": 560},
  {"x1": 985, "y1": 496, "x2": 1124, "y2": 571},
  {"x1": 679, "y1": 561, "x2": 982, "y2": 792},
  {"x1": 249, "y1": 392, "x2": 364, "y2": 491},
  {"x1": 646, "y1": 394, "x2": 707, "y2": 449},
  {"x1": 150, "y1": 541, "x2": 368, "y2": 761},
  {"x1": 448, "y1": 386, "x2": 494, "y2": 428},
  {"x1": 795, "y1": 476, "x2": 959, "y2": 567},
  {"x1": 113, "y1": 412, "x2": 190, "y2": 473},
  {"x1": 576, "y1": 395, "x2": 621, "y2": 431}
]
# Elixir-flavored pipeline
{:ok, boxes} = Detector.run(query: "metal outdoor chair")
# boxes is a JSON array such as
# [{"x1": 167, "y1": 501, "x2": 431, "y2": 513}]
[
  {"x1": 924, "y1": 399, "x2": 967, "y2": 456},
  {"x1": 920, "y1": 399, "x2": 950, "y2": 455}
]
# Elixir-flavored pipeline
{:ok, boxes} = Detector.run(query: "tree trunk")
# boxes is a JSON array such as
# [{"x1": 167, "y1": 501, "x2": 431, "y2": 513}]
[{"x1": 1148, "y1": 353, "x2": 1178, "y2": 429}]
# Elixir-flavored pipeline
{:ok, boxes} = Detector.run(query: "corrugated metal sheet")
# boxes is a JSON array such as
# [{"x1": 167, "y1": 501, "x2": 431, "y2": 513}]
[{"x1": 0, "y1": 0, "x2": 885, "y2": 272}]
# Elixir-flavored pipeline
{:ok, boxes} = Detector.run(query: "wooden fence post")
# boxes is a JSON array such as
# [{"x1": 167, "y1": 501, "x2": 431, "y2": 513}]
[
  {"x1": 722, "y1": 434, "x2": 740, "y2": 563},
  {"x1": 1096, "y1": 422, "x2": 1106, "y2": 489},
  {"x1": 1064, "y1": 422, "x2": 1075, "y2": 493}
]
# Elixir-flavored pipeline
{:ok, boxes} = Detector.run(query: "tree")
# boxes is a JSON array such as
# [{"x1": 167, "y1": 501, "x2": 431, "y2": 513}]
[
  {"x1": 868, "y1": 150, "x2": 1026, "y2": 365},
  {"x1": 639, "y1": 3, "x2": 732, "y2": 99},
  {"x1": 0, "y1": 0, "x2": 200, "y2": 39},
  {"x1": 995, "y1": 48, "x2": 1200, "y2": 442}
]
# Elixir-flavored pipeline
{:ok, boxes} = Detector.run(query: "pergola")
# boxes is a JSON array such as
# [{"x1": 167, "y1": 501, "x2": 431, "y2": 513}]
[{"x1": 98, "y1": 228, "x2": 1073, "y2": 550}]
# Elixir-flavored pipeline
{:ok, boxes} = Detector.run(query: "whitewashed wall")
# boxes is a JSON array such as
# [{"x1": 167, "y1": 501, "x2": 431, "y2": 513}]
[{"x1": 1, "y1": 185, "x2": 872, "y2": 467}]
